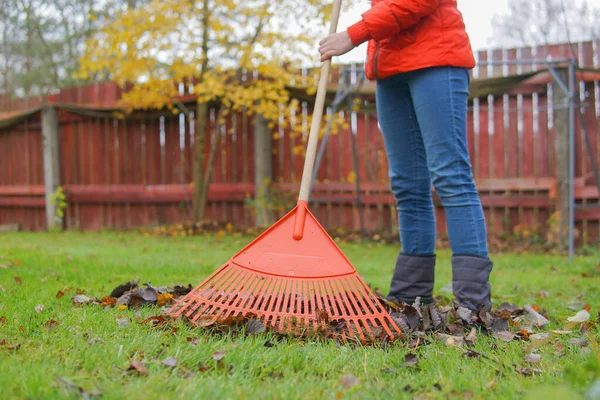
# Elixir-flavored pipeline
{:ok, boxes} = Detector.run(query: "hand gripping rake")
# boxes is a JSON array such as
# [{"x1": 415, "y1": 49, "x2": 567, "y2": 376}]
[{"x1": 168, "y1": 0, "x2": 401, "y2": 343}]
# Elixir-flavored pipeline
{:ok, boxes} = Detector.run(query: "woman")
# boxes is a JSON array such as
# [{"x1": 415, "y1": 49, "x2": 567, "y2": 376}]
[{"x1": 318, "y1": 0, "x2": 493, "y2": 312}]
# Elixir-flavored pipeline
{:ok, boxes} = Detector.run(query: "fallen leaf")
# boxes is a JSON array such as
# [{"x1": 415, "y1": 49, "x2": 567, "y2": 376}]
[
  {"x1": 539, "y1": 290, "x2": 549, "y2": 298},
  {"x1": 569, "y1": 338, "x2": 589, "y2": 347},
  {"x1": 498, "y1": 302, "x2": 520, "y2": 312},
  {"x1": 101, "y1": 297, "x2": 117, "y2": 307},
  {"x1": 530, "y1": 333, "x2": 551, "y2": 341},
  {"x1": 44, "y1": 319, "x2": 59, "y2": 330},
  {"x1": 567, "y1": 310, "x2": 590, "y2": 323},
  {"x1": 316, "y1": 309, "x2": 330, "y2": 325},
  {"x1": 116, "y1": 318, "x2": 129, "y2": 328},
  {"x1": 491, "y1": 317, "x2": 510, "y2": 332},
  {"x1": 72, "y1": 295, "x2": 93, "y2": 305},
  {"x1": 437, "y1": 333, "x2": 464, "y2": 347},
  {"x1": 264, "y1": 340, "x2": 275, "y2": 348},
  {"x1": 34, "y1": 304, "x2": 44, "y2": 314},
  {"x1": 117, "y1": 305, "x2": 127, "y2": 311},
  {"x1": 246, "y1": 318, "x2": 266, "y2": 335},
  {"x1": 127, "y1": 360, "x2": 149, "y2": 376},
  {"x1": 404, "y1": 353, "x2": 419, "y2": 367},
  {"x1": 56, "y1": 290, "x2": 65, "y2": 299},
  {"x1": 172, "y1": 284, "x2": 193, "y2": 297},
  {"x1": 525, "y1": 353, "x2": 542, "y2": 364},
  {"x1": 14, "y1": 276, "x2": 22, "y2": 285},
  {"x1": 551, "y1": 330, "x2": 573, "y2": 335},
  {"x1": 157, "y1": 293, "x2": 174, "y2": 307},
  {"x1": 162, "y1": 357, "x2": 177, "y2": 367},
  {"x1": 140, "y1": 315, "x2": 166, "y2": 327},
  {"x1": 130, "y1": 288, "x2": 158, "y2": 308},
  {"x1": 486, "y1": 379, "x2": 497, "y2": 389},
  {"x1": 466, "y1": 327, "x2": 477, "y2": 345},
  {"x1": 340, "y1": 374, "x2": 360, "y2": 389},
  {"x1": 213, "y1": 351, "x2": 226, "y2": 362},
  {"x1": 523, "y1": 305, "x2": 549, "y2": 328},
  {"x1": 457, "y1": 307, "x2": 474, "y2": 323},
  {"x1": 382, "y1": 367, "x2": 396, "y2": 374},
  {"x1": 493, "y1": 331, "x2": 514, "y2": 342},
  {"x1": 109, "y1": 280, "x2": 139, "y2": 298},
  {"x1": 198, "y1": 363, "x2": 209, "y2": 372},
  {"x1": 0, "y1": 316, "x2": 6, "y2": 325}
]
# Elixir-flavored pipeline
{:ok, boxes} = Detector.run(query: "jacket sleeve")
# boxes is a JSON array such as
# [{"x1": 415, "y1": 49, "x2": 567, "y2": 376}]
[{"x1": 347, "y1": 0, "x2": 438, "y2": 46}]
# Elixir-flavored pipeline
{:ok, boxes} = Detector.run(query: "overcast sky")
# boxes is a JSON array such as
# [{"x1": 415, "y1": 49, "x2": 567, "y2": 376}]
[{"x1": 335, "y1": 0, "x2": 600, "y2": 63}]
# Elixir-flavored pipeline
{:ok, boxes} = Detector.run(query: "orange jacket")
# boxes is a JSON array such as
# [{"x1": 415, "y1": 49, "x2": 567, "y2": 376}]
[{"x1": 347, "y1": 0, "x2": 476, "y2": 80}]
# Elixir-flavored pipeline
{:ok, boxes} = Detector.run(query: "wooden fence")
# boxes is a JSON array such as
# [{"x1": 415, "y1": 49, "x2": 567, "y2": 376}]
[{"x1": 1, "y1": 41, "x2": 599, "y2": 244}]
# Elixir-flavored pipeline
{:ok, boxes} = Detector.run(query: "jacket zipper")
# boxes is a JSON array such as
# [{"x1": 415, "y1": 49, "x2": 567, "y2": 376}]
[{"x1": 373, "y1": 41, "x2": 380, "y2": 80}]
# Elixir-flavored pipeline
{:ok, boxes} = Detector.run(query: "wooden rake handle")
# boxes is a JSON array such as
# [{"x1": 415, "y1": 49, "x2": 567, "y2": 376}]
[
  {"x1": 297, "y1": 0, "x2": 343, "y2": 203},
  {"x1": 293, "y1": 0, "x2": 343, "y2": 240}
]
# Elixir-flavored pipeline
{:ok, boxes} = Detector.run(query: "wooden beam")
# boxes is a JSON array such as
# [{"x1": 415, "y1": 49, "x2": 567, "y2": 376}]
[{"x1": 42, "y1": 106, "x2": 61, "y2": 229}]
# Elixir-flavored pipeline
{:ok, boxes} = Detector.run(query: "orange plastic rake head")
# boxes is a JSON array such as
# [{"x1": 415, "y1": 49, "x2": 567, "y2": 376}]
[
  {"x1": 168, "y1": 201, "x2": 401, "y2": 343},
  {"x1": 167, "y1": 0, "x2": 401, "y2": 343}
]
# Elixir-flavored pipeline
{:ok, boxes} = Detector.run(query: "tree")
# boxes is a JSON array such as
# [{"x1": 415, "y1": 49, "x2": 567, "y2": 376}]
[
  {"x1": 0, "y1": 0, "x2": 151, "y2": 101},
  {"x1": 78, "y1": 0, "x2": 353, "y2": 222},
  {"x1": 491, "y1": 0, "x2": 600, "y2": 47}
]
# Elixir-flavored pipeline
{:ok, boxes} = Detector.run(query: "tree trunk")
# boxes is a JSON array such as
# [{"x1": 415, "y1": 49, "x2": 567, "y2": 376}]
[
  {"x1": 254, "y1": 113, "x2": 274, "y2": 227},
  {"x1": 192, "y1": 102, "x2": 208, "y2": 222},
  {"x1": 197, "y1": 107, "x2": 225, "y2": 220}
]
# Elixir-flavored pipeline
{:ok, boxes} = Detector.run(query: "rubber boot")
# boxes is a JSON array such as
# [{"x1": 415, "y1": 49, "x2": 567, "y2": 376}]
[
  {"x1": 451, "y1": 255, "x2": 493, "y2": 312},
  {"x1": 387, "y1": 253, "x2": 436, "y2": 305}
]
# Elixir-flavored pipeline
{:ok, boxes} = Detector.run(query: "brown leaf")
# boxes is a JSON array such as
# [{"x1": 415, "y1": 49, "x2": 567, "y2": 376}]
[
  {"x1": 524, "y1": 353, "x2": 542, "y2": 364},
  {"x1": 109, "y1": 280, "x2": 139, "y2": 298},
  {"x1": 56, "y1": 290, "x2": 66, "y2": 299},
  {"x1": 44, "y1": 319, "x2": 59, "y2": 330},
  {"x1": 491, "y1": 317, "x2": 510, "y2": 332},
  {"x1": 127, "y1": 360, "x2": 149, "y2": 376},
  {"x1": 162, "y1": 357, "x2": 177, "y2": 367},
  {"x1": 157, "y1": 293, "x2": 174, "y2": 307},
  {"x1": 486, "y1": 378, "x2": 497, "y2": 389},
  {"x1": 246, "y1": 318, "x2": 266, "y2": 335},
  {"x1": 19, "y1": 326, "x2": 24, "y2": 334},
  {"x1": 172, "y1": 284, "x2": 193, "y2": 297},
  {"x1": 539, "y1": 290, "x2": 549, "y2": 298},
  {"x1": 212, "y1": 351, "x2": 226, "y2": 362},
  {"x1": 316, "y1": 309, "x2": 330, "y2": 325},
  {"x1": 340, "y1": 374, "x2": 360, "y2": 389},
  {"x1": 264, "y1": 340, "x2": 275, "y2": 348},
  {"x1": 14, "y1": 276, "x2": 22, "y2": 285},
  {"x1": 466, "y1": 327, "x2": 477, "y2": 346},
  {"x1": 101, "y1": 296, "x2": 117, "y2": 307},
  {"x1": 523, "y1": 305, "x2": 549, "y2": 328},
  {"x1": 140, "y1": 315, "x2": 166, "y2": 327},
  {"x1": 569, "y1": 338, "x2": 589, "y2": 347},
  {"x1": 0, "y1": 316, "x2": 6, "y2": 325},
  {"x1": 34, "y1": 304, "x2": 44, "y2": 314},
  {"x1": 493, "y1": 331, "x2": 514, "y2": 342},
  {"x1": 403, "y1": 353, "x2": 419, "y2": 367},
  {"x1": 130, "y1": 288, "x2": 158, "y2": 308}
]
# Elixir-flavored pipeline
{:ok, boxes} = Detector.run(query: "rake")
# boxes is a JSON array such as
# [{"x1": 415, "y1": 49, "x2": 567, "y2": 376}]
[{"x1": 168, "y1": 0, "x2": 402, "y2": 343}]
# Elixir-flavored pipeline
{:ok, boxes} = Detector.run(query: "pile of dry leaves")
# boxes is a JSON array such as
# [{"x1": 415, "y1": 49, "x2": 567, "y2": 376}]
[{"x1": 66, "y1": 279, "x2": 597, "y2": 355}]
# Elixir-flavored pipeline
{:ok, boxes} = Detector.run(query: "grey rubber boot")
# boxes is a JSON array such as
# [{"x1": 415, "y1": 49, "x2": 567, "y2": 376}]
[
  {"x1": 387, "y1": 253, "x2": 436, "y2": 304},
  {"x1": 451, "y1": 255, "x2": 493, "y2": 312}
]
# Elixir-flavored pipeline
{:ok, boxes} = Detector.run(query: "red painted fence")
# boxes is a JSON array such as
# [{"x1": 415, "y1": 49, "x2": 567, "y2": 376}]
[{"x1": 1, "y1": 42, "x2": 599, "y2": 244}]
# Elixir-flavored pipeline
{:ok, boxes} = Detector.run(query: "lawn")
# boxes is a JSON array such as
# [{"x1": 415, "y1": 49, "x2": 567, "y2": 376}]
[{"x1": 0, "y1": 231, "x2": 598, "y2": 399}]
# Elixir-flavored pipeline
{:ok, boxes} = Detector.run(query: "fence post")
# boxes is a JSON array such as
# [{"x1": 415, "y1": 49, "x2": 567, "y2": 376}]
[
  {"x1": 551, "y1": 67, "x2": 572, "y2": 251},
  {"x1": 42, "y1": 105, "x2": 61, "y2": 230},
  {"x1": 254, "y1": 113, "x2": 273, "y2": 227}
]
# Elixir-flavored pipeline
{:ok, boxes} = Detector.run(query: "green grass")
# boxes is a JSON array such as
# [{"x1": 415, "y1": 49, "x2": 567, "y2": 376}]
[{"x1": 0, "y1": 231, "x2": 598, "y2": 400}]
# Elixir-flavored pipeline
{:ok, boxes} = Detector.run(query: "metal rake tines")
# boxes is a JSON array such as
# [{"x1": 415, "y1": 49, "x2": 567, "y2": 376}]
[{"x1": 168, "y1": 264, "x2": 401, "y2": 342}]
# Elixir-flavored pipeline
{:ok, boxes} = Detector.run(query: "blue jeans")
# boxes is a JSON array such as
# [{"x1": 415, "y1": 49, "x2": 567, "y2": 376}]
[{"x1": 376, "y1": 66, "x2": 489, "y2": 258}]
